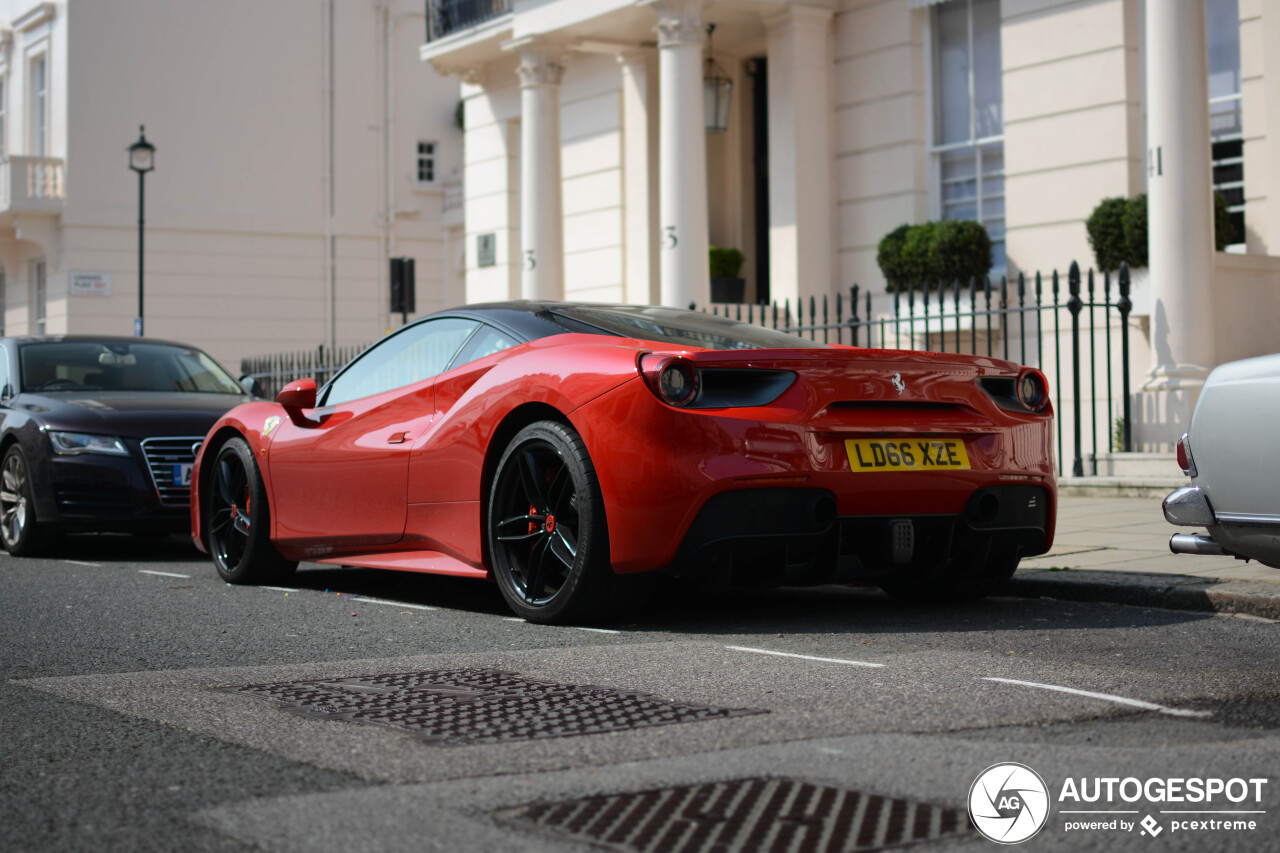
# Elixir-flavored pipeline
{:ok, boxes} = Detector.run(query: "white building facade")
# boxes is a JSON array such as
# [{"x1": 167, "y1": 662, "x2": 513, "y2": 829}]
[
  {"x1": 0, "y1": 0, "x2": 465, "y2": 372},
  {"x1": 422, "y1": 0, "x2": 1280, "y2": 297}
]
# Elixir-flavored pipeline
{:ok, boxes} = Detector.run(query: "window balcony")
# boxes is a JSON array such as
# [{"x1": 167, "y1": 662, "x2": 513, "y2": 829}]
[
  {"x1": 0, "y1": 156, "x2": 65, "y2": 215},
  {"x1": 426, "y1": 0, "x2": 513, "y2": 43}
]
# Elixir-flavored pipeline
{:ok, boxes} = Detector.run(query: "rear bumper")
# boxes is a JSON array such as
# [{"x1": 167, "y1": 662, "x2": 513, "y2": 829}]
[
  {"x1": 664, "y1": 484, "x2": 1051, "y2": 586},
  {"x1": 1164, "y1": 484, "x2": 1280, "y2": 568}
]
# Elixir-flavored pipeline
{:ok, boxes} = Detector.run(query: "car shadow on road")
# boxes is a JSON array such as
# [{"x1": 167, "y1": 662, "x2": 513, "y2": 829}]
[
  {"x1": 287, "y1": 563, "x2": 513, "y2": 617},
  {"x1": 275, "y1": 562, "x2": 1216, "y2": 638},
  {"x1": 46, "y1": 533, "x2": 208, "y2": 565},
  {"x1": 633, "y1": 583, "x2": 1218, "y2": 638}
]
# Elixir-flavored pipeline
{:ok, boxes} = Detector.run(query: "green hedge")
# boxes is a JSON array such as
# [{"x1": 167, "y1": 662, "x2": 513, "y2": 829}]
[
  {"x1": 1086, "y1": 193, "x2": 1236, "y2": 271},
  {"x1": 875, "y1": 220, "x2": 993, "y2": 292}
]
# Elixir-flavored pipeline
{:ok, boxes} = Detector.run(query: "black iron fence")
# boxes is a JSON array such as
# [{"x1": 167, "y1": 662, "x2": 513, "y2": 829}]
[
  {"x1": 240, "y1": 344, "x2": 367, "y2": 400},
  {"x1": 705, "y1": 261, "x2": 1136, "y2": 477},
  {"x1": 425, "y1": 0, "x2": 512, "y2": 42},
  {"x1": 242, "y1": 260, "x2": 1136, "y2": 479}
]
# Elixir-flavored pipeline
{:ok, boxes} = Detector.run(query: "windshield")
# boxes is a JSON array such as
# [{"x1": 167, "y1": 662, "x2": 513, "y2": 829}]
[
  {"x1": 18, "y1": 341, "x2": 244, "y2": 395},
  {"x1": 546, "y1": 305, "x2": 829, "y2": 351}
]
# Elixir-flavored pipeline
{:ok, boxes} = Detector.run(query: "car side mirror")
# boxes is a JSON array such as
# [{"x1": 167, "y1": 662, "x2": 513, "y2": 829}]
[
  {"x1": 239, "y1": 374, "x2": 265, "y2": 398},
  {"x1": 276, "y1": 379, "x2": 317, "y2": 424}
]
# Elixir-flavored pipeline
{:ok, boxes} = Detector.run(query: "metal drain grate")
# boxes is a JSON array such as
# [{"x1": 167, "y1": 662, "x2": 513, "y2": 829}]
[
  {"x1": 501, "y1": 778, "x2": 972, "y2": 853},
  {"x1": 220, "y1": 669, "x2": 765, "y2": 746}
]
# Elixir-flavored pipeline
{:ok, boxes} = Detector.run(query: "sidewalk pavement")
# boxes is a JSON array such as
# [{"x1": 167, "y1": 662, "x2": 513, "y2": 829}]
[{"x1": 1002, "y1": 493, "x2": 1280, "y2": 619}]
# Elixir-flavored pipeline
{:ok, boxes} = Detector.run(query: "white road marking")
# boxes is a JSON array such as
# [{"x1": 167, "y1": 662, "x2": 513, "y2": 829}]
[
  {"x1": 138, "y1": 569, "x2": 191, "y2": 579},
  {"x1": 348, "y1": 596, "x2": 436, "y2": 611},
  {"x1": 982, "y1": 677, "x2": 1212, "y2": 718},
  {"x1": 725, "y1": 645, "x2": 885, "y2": 668},
  {"x1": 501, "y1": 616, "x2": 617, "y2": 633},
  {"x1": 260, "y1": 586, "x2": 300, "y2": 593},
  {"x1": 63, "y1": 560, "x2": 100, "y2": 567}
]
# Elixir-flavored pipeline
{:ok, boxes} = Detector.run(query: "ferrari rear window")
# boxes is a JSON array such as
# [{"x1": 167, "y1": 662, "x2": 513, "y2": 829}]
[{"x1": 545, "y1": 306, "x2": 828, "y2": 351}]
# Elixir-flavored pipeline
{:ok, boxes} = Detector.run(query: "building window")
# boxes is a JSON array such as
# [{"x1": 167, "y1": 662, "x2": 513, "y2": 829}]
[
  {"x1": 932, "y1": 0, "x2": 1004, "y2": 270},
  {"x1": 417, "y1": 141, "x2": 437, "y2": 185},
  {"x1": 1207, "y1": 0, "x2": 1243, "y2": 248},
  {"x1": 30, "y1": 54, "x2": 46, "y2": 156},
  {"x1": 32, "y1": 259, "x2": 45, "y2": 333}
]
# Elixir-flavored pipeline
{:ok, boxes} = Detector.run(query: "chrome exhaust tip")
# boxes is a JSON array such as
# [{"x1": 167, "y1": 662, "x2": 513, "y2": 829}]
[{"x1": 1169, "y1": 532, "x2": 1226, "y2": 557}]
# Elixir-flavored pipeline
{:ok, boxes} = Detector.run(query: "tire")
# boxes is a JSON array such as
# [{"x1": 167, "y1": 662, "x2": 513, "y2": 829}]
[
  {"x1": 0, "y1": 445, "x2": 47, "y2": 556},
  {"x1": 486, "y1": 420, "x2": 649, "y2": 624},
  {"x1": 878, "y1": 549, "x2": 1020, "y2": 604},
  {"x1": 206, "y1": 437, "x2": 297, "y2": 584}
]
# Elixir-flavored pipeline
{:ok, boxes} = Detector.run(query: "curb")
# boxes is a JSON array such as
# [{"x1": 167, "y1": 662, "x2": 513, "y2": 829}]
[{"x1": 1001, "y1": 568, "x2": 1280, "y2": 620}]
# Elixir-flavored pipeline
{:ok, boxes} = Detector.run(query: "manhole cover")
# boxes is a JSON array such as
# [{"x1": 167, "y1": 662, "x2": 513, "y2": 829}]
[
  {"x1": 219, "y1": 669, "x2": 765, "y2": 746},
  {"x1": 501, "y1": 778, "x2": 972, "y2": 853}
]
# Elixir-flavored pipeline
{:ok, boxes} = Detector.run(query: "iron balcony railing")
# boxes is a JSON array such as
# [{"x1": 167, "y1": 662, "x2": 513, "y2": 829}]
[{"x1": 426, "y1": 0, "x2": 512, "y2": 42}]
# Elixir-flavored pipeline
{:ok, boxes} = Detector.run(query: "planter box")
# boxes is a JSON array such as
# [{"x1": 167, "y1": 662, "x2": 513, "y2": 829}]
[{"x1": 711, "y1": 276, "x2": 745, "y2": 303}]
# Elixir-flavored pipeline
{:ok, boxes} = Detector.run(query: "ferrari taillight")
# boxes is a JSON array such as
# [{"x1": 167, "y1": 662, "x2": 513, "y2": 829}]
[
  {"x1": 637, "y1": 354, "x2": 796, "y2": 409},
  {"x1": 639, "y1": 354, "x2": 700, "y2": 407},
  {"x1": 1017, "y1": 368, "x2": 1049, "y2": 412}
]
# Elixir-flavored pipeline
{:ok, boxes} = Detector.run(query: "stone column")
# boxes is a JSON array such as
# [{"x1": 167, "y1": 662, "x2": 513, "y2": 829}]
[
  {"x1": 765, "y1": 5, "x2": 834, "y2": 307},
  {"x1": 651, "y1": 0, "x2": 711, "y2": 309},
  {"x1": 1144, "y1": 0, "x2": 1214, "y2": 390},
  {"x1": 618, "y1": 49, "x2": 661, "y2": 306},
  {"x1": 509, "y1": 38, "x2": 566, "y2": 301}
]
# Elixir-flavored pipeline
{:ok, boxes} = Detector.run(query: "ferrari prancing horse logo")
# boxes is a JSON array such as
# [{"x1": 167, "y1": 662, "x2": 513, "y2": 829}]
[
  {"x1": 262, "y1": 416, "x2": 282, "y2": 438},
  {"x1": 891, "y1": 373, "x2": 906, "y2": 395}
]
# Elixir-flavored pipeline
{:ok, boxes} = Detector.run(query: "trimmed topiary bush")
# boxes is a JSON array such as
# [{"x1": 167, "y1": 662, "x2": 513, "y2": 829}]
[
  {"x1": 876, "y1": 220, "x2": 993, "y2": 291},
  {"x1": 1088, "y1": 191, "x2": 1236, "y2": 271},
  {"x1": 935, "y1": 219, "x2": 992, "y2": 286},
  {"x1": 708, "y1": 246, "x2": 745, "y2": 278},
  {"x1": 1121, "y1": 196, "x2": 1147, "y2": 269},
  {"x1": 876, "y1": 224, "x2": 911, "y2": 291},
  {"x1": 1086, "y1": 197, "x2": 1129, "y2": 272}
]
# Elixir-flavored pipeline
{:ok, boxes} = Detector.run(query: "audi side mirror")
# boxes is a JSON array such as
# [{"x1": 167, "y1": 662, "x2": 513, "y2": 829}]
[{"x1": 239, "y1": 374, "x2": 265, "y2": 398}]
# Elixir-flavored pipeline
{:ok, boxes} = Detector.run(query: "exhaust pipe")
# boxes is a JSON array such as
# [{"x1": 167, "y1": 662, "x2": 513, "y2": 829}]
[{"x1": 1169, "y1": 533, "x2": 1226, "y2": 557}]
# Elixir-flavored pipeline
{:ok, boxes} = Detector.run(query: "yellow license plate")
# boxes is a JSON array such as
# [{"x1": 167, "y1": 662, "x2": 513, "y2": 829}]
[{"x1": 845, "y1": 438, "x2": 971, "y2": 472}]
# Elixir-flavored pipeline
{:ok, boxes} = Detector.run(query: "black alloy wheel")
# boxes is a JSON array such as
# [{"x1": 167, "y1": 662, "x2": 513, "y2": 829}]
[
  {"x1": 0, "y1": 445, "x2": 46, "y2": 556},
  {"x1": 207, "y1": 437, "x2": 296, "y2": 584},
  {"x1": 488, "y1": 420, "x2": 645, "y2": 624}
]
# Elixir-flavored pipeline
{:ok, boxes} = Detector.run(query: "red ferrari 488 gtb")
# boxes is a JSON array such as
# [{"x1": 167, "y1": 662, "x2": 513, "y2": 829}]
[{"x1": 192, "y1": 302, "x2": 1056, "y2": 623}]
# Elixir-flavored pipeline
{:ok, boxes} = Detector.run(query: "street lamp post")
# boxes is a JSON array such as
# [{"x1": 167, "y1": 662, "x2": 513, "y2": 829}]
[{"x1": 128, "y1": 127, "x2": 155, "y2": 337}]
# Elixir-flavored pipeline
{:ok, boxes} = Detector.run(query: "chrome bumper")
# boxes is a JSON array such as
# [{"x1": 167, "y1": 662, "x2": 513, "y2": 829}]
[{"x1": 1163, "y1": 485, "x2": 1215, "y2": 527}]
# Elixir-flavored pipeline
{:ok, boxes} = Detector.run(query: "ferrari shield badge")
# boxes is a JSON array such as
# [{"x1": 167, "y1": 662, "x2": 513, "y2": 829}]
[{"x1": 262, "y1": 416, "x2": 282, "y2": 438}]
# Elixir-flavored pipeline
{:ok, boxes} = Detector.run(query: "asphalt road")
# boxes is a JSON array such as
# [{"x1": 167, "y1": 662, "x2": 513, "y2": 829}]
[{"x1": 4, "y1": 534, "x2": 1280, "y2": 852}]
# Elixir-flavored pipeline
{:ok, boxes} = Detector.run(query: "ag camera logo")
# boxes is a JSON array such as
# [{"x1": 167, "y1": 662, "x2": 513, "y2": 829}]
[{"x1": 969, "y1": 762, "x2": 1050, "y2": 844}]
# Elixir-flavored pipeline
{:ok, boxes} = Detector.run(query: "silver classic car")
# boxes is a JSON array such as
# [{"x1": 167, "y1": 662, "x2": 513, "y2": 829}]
[{"x1": 1164, "y1": 353, "x2": 1280, "y2": 569}]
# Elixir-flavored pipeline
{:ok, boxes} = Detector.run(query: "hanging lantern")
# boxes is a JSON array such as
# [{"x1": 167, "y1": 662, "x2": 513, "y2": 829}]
[{"x1": 703, "y1": 24, "x2": 732, "y2": 133}]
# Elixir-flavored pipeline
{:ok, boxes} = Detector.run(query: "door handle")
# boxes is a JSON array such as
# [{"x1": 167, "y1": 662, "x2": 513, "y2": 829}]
[{"x1": 387, "y1": 431, "x2": 411, "y2": 444}]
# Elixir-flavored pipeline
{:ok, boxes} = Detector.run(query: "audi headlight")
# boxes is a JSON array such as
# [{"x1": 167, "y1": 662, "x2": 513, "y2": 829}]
[{"x1": 48, "y1": 431, "x2": 130, "y2": 457}]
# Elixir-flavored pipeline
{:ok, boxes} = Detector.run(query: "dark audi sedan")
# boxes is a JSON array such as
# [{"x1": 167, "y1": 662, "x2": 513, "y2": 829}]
[{"x1": 0, "y1": 336, "x2": 252, "y2": 554}]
